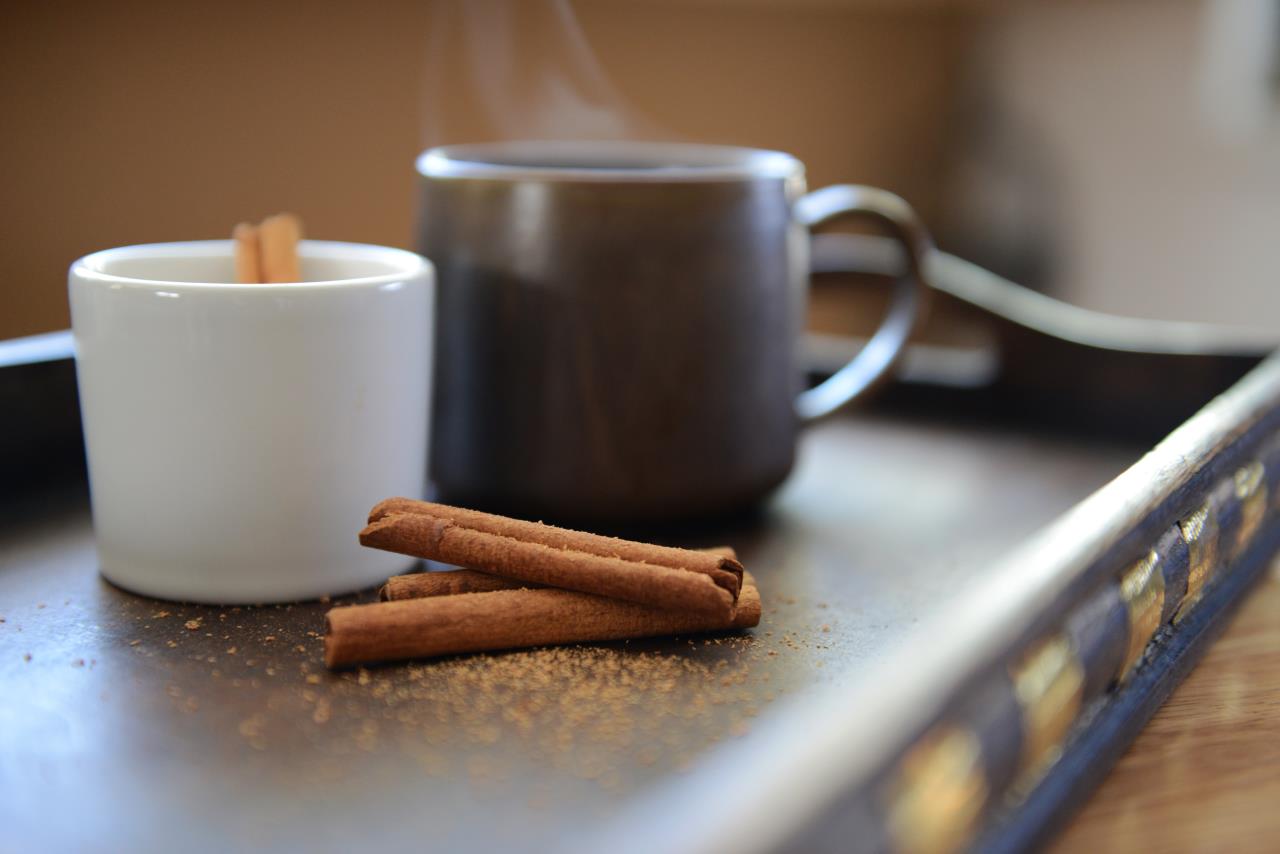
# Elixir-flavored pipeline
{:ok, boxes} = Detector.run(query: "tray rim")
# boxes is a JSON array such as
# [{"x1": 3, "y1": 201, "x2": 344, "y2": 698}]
[{"x1": 596, "y1": 351, "x2": 1280, "y2": 854}]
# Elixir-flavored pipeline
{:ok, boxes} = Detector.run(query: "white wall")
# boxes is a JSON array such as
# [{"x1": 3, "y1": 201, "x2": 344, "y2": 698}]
[{"x1": 962, "y1": 0, "x2": 1280, "y2": 330}]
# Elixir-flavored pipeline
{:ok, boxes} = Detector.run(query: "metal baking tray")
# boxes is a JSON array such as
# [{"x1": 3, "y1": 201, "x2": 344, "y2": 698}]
[{"x1": 3, "y1": 242, "x2": 1277, "y2": 853}]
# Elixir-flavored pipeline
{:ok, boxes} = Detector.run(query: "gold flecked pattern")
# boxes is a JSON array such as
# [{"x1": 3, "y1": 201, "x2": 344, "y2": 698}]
[
  {"x1": 887, "y1": 726, "x2": 988, "y2": 854},
  {"x1": 1232, "y1": 461, "x2": 1267, "y2": 558},
  {"x1": 1118, "y1": 550, "x2": 1165, "y2": 679},
  {"x1": 1174, "y1": 501, "x2": 1218, "y2": 622},
  {"x1": 1010, "y1": 635, "x2": 1085, "y2": 779}
]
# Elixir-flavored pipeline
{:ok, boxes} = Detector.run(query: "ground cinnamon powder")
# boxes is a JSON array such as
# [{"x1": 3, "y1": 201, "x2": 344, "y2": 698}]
[{"x1": 105, "y1": 587, "x2": 836, "y2": 794}]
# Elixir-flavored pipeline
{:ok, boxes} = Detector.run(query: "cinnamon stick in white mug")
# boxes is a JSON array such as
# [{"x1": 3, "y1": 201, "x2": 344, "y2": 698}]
[
  {"x1": 232, "y1": 213, "x2": 303, "y2": 283},
  {"x1": 258, "y1": 213, "x2": 302, "y2": 282},
  {"x1": 232, "y1": 223, "x2": 261, "y2": 284}
]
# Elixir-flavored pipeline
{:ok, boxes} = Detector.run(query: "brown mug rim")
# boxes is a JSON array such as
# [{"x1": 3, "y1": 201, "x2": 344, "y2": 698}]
[{"x1": 416, "y1": 140, "x2": 804, "y2": 183}]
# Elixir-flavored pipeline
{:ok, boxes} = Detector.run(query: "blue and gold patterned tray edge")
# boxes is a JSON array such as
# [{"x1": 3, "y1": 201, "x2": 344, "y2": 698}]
[
  {"x1": 979, "y1": 512, "x2": 1280, "y2": 854},
  {"x1": 824, "y1": 355, "x2": 1280, "y2": 854},
  {"x1": 871, "y1": 413, "x2": 1280, "y2": 854},
  {"x1": 600, "y1": 352, "x2": 1280, "y2": 854},
  {"x1": 799, "y1": 353, "x2": 1280, "y2": 853}
]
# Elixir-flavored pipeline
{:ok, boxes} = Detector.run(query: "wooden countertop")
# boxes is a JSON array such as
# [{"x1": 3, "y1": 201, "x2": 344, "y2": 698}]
[{"x1": 1054, "y1": 563, "x2": 1280, "y2": 853}]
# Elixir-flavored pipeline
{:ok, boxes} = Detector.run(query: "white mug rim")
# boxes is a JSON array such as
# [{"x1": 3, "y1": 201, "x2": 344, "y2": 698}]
[
  {"x1": 417, "y1": 140, "x2": 804, "y2": 183},
  {"x1": 72, "y1": 239, "x2": 431, "y2": 292}
]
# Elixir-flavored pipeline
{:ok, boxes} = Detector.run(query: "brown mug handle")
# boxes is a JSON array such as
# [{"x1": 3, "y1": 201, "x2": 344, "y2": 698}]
[{"x1": 793, "y1": 185, "x2": 933, "y2": 421}]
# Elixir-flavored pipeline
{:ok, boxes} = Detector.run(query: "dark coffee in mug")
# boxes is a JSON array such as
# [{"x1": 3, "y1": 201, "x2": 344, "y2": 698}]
[{"x1": 416, "y1": 141, "x2": 929, "y2": 523}]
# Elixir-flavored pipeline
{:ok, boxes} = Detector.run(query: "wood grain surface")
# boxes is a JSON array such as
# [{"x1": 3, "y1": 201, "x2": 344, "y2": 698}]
[{"x1": 1054, "y1": 561, "x2": 1280, "y2": 853}]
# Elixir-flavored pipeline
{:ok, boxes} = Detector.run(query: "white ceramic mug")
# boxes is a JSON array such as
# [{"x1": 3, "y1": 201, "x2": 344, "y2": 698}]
[{"x1": 69, "y1": 240, "x2": 433, "y2": 603}]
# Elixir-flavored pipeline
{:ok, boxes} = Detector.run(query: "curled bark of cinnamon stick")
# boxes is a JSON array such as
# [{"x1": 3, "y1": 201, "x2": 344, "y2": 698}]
[
  {"x1": 326, "y1": 573, "x2": 761, "y2": 668},
  {"x1": 381, "y1": 569, "x2": 537, "y2": 600},
  {"x1": 380, "y1": 547, "x2": 738, "y2": 601},
  {"x1": 360, "y1": 502, "x2": 743, "y2": 619},
  {"x1": 368, "y1": 499, "x2": 742, "y2": 592}
]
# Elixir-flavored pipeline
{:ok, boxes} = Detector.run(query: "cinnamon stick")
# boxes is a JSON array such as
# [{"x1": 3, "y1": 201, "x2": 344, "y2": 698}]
[
  {"x1": 326, "y1": 573, "x2": 761, "y2": 668},
  {"x1": 381, "y1": 569, "x2": 537, "y2": 600},
  {"x1": 232, "y1": 222, "x2": 262, "y2": 284},
  {"x1": 258, "y1": 213, "x2": 303, "y2": 283},
  {"x1": 360, "y1": 501, "x2": 743, "y2": 619},
  {"x1": 380, "y1": 546, "x2": 739, "y2": 601},
  {"x1": 369, "y1": 499, "x2": 741, "y2": 591},
  {"x1": 231, "y1": 214, "x2": 302, "y2": 283}
]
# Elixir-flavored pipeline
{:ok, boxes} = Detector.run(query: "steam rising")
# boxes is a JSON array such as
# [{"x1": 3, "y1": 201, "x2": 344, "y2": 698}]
[{"x1": 422, "y1": 0, "x2": 668, "y2": 145}]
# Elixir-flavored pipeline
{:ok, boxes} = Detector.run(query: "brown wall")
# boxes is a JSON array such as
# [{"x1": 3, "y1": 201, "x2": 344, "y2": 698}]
[{"x1": 0, "y1": 0, "x2": 969, "y2": 340}]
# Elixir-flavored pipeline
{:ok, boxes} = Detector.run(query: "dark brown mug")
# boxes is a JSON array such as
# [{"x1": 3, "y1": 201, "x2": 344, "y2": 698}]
[{"x1": 416, "y1": 141, "x2": 931, "y2": 523}]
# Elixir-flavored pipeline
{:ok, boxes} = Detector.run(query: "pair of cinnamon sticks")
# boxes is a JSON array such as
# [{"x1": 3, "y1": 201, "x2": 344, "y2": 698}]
[
  {"x1": 233, "y1": 213, "x2": 302, "y2": 283},
  {"x1": 324, "y1": 500, "x2": 761, "y2": 668}
]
